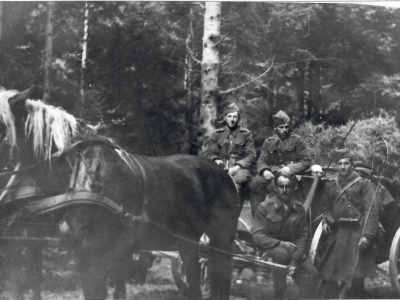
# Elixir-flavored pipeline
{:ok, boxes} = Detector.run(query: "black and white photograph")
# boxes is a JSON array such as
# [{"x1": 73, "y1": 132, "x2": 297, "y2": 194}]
[{"x1": 1, "y1": 1, "x2": 400, "y2": 299}]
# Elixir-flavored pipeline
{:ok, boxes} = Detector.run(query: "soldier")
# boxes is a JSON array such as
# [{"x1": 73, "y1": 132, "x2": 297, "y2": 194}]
[
  {"x1": 252, "y1": 174, "x2": 319, "y2": 299},
  {"x1": 319, "y1": 148, "x2": 379, "y2": 298},
  {"x1": 249, "y1": 110, "x2": 315, "y2": 217},
  {"x1": 203, "y1": 103, "x2": 256, "y2": 204}
]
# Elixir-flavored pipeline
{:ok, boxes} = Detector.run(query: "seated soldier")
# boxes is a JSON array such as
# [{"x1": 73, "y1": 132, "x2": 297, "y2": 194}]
[
  {"x1": 252, "y1": 174, "x2": 319, "y2": 298},
  {"x1": 249, "y1": 110, "x2": 314, "y2": 217},
  {"x1": 203, "y1": 103, "x2": 256, "y2": 207}
]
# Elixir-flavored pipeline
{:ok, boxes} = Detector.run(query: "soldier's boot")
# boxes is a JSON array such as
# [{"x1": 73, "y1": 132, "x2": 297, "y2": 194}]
[
  {"x1": 349, "y1": 278, "x2": 368, "y2": 298},
  {"x1": 249, "y1": 175, "x2": 272, "y2": 217}
]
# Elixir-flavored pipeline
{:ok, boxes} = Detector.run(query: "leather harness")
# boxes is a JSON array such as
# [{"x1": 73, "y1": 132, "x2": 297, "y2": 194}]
[{"x1": 0, "y1": 138, "x2": 149, "y2": 221}]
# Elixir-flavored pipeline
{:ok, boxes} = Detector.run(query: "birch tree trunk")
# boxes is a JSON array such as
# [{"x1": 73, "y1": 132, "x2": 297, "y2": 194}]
[
  {"x1": 80, "y1": 2, "x2": 89, "y2": 119},
  {"x1": 200, "y1": 2, "x2": 221, "y2": 140},
  {"x1": 43, "y1": 1, "x2": 54, "y2": 104}
]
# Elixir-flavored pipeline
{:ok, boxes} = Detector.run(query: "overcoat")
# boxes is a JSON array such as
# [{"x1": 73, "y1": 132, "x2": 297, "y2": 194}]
[{"x1": 320, "y1": 171, "x2": 379, "y2": 281}]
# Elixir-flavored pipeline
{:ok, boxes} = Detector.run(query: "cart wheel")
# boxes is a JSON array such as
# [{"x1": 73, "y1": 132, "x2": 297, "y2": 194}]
[
  {"x1": 171, "y1": 255, "x2": 209, "y2": 298},
  {"x1": 389, "y1": 226, "x2": 400, "y2": 295},
  {"x1": 309, "y1": 220, "x2": 324, "y2": 265}
]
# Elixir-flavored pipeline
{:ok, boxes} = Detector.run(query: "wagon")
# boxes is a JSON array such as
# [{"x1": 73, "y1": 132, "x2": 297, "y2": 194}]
[{"x1": 169, "y1": 167, "x2": 400, "y2": 298}]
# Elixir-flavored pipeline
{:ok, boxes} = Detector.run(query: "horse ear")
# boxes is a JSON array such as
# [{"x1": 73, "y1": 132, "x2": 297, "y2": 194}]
[{"x1": 8, "y1": 86, "x2": 37, "y2": 106}]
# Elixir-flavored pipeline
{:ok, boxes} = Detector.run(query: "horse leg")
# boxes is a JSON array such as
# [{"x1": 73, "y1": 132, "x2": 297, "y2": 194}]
[
  {"x1": 4, "y1": 245, "x2": 25, "y2": 299},
  {"x1": 77, "y1": 251, "x2": 109, "y2": 300},
  {"x1": 206, "y1": 201, "x2": 237, "y2": 298},
  {"x1": 178, "y1": 239, "x2": 202, "y2": 298},
  {"x1": 26, "y1": 244, "x2": 42, "y2": 300}
]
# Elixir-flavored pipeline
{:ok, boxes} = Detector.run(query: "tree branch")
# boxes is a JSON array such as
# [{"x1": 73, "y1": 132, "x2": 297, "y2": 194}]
[
  {"x1": 220, "y1": 57, "x2": 275, "y2": 95},
  {"x1": 213, "y1": 32, "x2": 229, "y2": 47}
]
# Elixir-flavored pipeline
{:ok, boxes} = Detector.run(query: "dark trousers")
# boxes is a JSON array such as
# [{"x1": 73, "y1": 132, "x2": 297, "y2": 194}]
[
  {"x1": 264, "y1": 246, "x2": 319, "y2": 298},
  {"x1": 249, "y1": 175, "x2": 272, "y2": 217}
]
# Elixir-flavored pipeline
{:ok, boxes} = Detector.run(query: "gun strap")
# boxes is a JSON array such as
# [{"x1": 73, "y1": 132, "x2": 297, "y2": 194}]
[{"x1": 334, "y1": 176, "x2": 362, "y2": 204}]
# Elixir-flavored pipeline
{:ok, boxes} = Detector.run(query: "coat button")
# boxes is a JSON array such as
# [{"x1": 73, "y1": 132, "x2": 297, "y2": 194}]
[{"x1": 348, "y1": 204, "x2": 351, "y2": 208}]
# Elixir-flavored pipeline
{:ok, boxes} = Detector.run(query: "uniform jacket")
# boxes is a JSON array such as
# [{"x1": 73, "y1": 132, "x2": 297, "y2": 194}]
[
  {"x1": 204, "y1": 125, "x2": 256, "y2": 169},
  {"x1": 320, "y1": 170, "x2": 379, "y2": 281},
  {"x1": 252, "y1": 194, "x2": 308, "y2": 262},
  {"x1": 256, "y1": 133, "x2": 311, "y2": 175}
]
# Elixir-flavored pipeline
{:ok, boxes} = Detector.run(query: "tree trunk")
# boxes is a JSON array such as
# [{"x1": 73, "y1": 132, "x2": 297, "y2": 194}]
[
  {"x1": 312, "y1": 61, "x2": 321, "y2": 120},
  {"x1": 80, "y1": 2, "x2": 89, "y2": 119},
  {"x1": 200, "y1": 2, "x2": 221, "y2": 144},
  {"x1": 43, "y1": 1, "x2": 55, "y2": 104},
  {"x1": 266, "y1": 75, "x2": 275, "y2": 126},
  {"x1": 295, "y1": 62, "x2": 305, "y2": 124},
  {"x1": 183, "y1": 6, "x2": 198, "y2": 155}
]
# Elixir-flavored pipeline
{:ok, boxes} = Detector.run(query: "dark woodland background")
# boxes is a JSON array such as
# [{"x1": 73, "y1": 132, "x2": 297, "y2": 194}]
[{"x1": 2, "y1": 1, "x2": 400, "y2": 175}]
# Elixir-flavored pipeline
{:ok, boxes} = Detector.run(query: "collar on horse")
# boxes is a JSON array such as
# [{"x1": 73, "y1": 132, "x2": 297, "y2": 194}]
[{"x1": 3, "y1": 138, "x2": 150, "y2": 224}]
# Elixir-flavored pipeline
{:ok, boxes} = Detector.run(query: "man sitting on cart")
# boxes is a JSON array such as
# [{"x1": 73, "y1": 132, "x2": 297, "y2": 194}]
[
  {"x1": 203, "y1": 102, "x2": 256, "y2": 207},
  {"x1": 249, "y1": 110, "x2": 321, "y2": 217},
  {"x1": 319, "y1": 148, "x2": 379, "y2": 298},
  {"x1": 252, "y1": 174, "x2": 319, "y2": 299}
]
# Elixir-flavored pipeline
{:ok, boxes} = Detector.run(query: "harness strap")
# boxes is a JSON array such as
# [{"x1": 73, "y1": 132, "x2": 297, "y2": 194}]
[
  {"x1": 0, "y1": 163, "x2": 21, "y2": 202},
  {"x1": 21, "y1": 191, "x2": 124, "y2": 216},
  {"x1": 115, "y1": 149, "x2": 149, "y2": 220},
  {"x1": 334, "y1": 176, "x2": 362, "y2": 203}
]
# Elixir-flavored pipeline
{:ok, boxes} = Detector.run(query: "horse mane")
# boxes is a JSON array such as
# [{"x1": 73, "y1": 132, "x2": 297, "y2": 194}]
[
  {"x1": 0, "y1": 89, "x2": 20, "y2": 152},
  {"x1": 25, "y1": 99, "x2": 78, "y2": 161}
]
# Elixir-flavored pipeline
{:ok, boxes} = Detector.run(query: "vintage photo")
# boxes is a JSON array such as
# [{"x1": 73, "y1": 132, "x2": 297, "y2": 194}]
[{"x1": 0, "y1": 1, "x2": 400, "y2": 299}]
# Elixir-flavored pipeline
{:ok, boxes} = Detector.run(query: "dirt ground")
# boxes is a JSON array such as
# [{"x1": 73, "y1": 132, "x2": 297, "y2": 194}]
[{"x1": 0, "y1": 252, "x2": 397, "y2": 300}]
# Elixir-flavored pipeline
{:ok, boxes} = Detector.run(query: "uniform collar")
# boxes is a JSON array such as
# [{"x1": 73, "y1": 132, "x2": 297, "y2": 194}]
[
  {"x1": 222, "y1": 124, "x2": 241, "y2": 139},
  {"x1": 337, "y1": 170, "x2": 359, "y2": 188},
  {"x1": 270, "y1": 194, "x2": 297, "y2": 212}
]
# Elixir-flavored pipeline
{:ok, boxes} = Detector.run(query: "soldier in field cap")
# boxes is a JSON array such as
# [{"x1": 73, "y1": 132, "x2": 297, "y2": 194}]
[
  {"x1": 203, "y1": 102, "x2": 256, "y2": 208},
  {"x1": 318, "y1": 148, "x2": 379, "y2": 298},
  {"x1": 249, "y1": 110, "x2": 318, "y2": 217}
]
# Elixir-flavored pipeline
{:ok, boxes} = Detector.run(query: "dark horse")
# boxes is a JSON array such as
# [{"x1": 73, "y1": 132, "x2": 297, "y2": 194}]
[{"x1": 0, "y1": 87, "x2": 239, "y2": 299}]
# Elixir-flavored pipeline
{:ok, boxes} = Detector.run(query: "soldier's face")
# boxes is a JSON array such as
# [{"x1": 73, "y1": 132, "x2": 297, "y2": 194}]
[
  {"x1": 276, "y1": 176, "x2": 294, "y2": 202},
  {"x1": 275, "y1": 122, "x2": 291, "y2": 139},
  {"x1": 336, "y1": 158, "x2": 352, "y2": 176},
  {"x1": 225, "y1": 112, "x2": 239, "y2": 128}
]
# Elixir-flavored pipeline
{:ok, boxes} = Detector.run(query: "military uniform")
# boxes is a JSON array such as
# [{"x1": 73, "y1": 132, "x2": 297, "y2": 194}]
[
  {"x1": 252, "y1": 194, "x2": 319, "y2": 298},
  {"x1": 319, "y1": 171, "x2": 379, "y2": 288},
  {"x1": 204, "y1": 125, "x2": 256, "y2": 185},
  {"x1": 249, "y1": 133, "x2": 311, "y2": 216}
]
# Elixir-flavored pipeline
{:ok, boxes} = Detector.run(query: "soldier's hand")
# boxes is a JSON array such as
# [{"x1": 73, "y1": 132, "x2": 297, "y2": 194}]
[
  {"x1": 228, "y1": 165, "x2": 241, "y2": 177},
  {"x1": 262, "y1": 170, "x2": 274, "y2": 181},
  {"x1": 311, "y1": 164, "x2": 323, "y2": 176},
  {"x1": 279, "y1": 241, "x2": 297, "y2": 252},
  {"x1": 279, "y1": 166, "x2": 291, "y2": 176},
  {"x1": 322, "y1": 220, "x2": 331, "y2": 234},
  {"x1": 214, "y1": 159, "x2": 223, "y2": 166},
  {"x1": 358, "y1": 237, "x2": 371, "y2": 252}
]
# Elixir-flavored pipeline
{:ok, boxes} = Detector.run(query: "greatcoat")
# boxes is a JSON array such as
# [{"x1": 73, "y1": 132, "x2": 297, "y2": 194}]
[{"x1": 320, "y1": 170, "x2": 379, "y2": 281}]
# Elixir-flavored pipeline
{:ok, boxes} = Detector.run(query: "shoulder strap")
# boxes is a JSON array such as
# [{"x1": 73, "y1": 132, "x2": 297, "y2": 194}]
[{"x1": 334, "y1": 176, "x2": 362, "y2": 203}]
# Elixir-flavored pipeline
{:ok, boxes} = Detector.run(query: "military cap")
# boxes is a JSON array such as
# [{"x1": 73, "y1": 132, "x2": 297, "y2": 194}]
[
  {"x1": 273, "y1": 110, "x2": 290, "y2": 126},
  {"x1": 333, "y1": 148, "x2": 352, "y2": 162},
  {"x1": 223, "y1": 103, "x2": 240, "y2": 115}
]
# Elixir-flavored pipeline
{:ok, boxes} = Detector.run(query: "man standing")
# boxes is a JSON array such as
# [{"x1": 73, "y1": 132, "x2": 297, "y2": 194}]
[
  {"x1": 204, "y1": 103, "x2": 256, "y2": 204},
  {"x1": 319, "y1": 148, "x2": 379, "y2": 298},
  {"x1": 249, "y1": 110, "x2": 312, "y2": 217},
  {"x1": 252, "y1": 174, "x2": 319, "y2": 299}
]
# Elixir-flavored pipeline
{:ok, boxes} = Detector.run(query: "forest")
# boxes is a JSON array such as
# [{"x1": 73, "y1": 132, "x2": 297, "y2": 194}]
[{"x1": 1, "y1": 1, "x2": 400, "y2": 174}]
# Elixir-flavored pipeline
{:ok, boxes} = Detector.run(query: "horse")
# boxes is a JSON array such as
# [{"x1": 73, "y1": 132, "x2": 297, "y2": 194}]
[{"x1": 0, "y1": 87, "x2": 240, "y2": 299}]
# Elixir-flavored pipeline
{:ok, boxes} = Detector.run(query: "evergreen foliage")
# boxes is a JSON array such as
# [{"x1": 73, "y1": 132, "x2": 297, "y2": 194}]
[
  {"x1": 0, "y1": 2, "x2": 400, "y2": 156},
  {"x1": 296, "y1": 113, "x2": 400, "y2": 176}
]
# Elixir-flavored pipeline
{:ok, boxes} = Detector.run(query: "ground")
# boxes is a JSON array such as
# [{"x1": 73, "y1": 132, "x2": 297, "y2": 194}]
[{"x1": 0, "y1": 251, "x2": 397, "y2": 300}]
